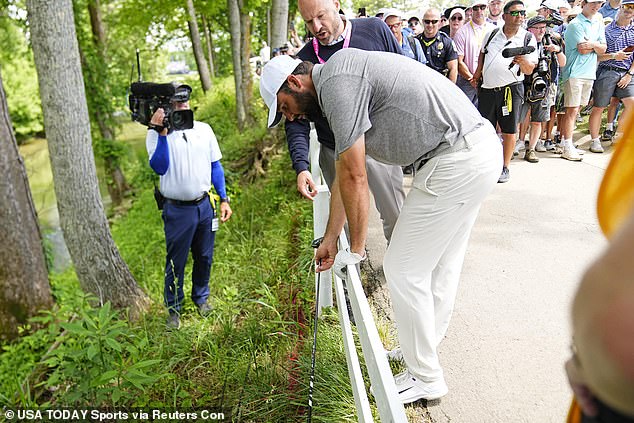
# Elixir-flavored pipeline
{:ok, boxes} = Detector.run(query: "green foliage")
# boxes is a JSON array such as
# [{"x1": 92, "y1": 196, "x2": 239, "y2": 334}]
[
  {"x1": 0, "y1": 7, "x2": 44, "y2": 140},
  {"x1": 3, "y1": 67, "x2": 364, "y2": 420},
  {"x1": 42, "y1": 302, "x2": 164, "y2": 406}
]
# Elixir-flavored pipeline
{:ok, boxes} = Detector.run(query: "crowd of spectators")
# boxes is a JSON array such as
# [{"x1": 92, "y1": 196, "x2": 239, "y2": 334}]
[{"x1": 259, "y1": 0, "x2": 633, "y2": 183}]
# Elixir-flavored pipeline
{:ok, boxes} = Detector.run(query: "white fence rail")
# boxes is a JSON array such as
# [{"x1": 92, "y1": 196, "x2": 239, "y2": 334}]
[{"x1": 309, "y1": 128, "x2": 407, "y2": 422}]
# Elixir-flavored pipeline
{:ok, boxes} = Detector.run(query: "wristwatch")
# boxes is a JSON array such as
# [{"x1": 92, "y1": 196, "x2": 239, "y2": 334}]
[
  {"x1": 220, "y1": 197, "x2": 230, "y2": 204},
  {"x1": 628, "y1": 70, "x2": 634, "y2": 76}
]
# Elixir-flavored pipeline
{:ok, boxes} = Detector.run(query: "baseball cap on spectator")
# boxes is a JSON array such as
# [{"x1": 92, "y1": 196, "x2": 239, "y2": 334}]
[
  {"x1": 540, "y1": 0, "x2": 559, "y2": 10},
  {"x1": 382, "y1": 9, "x2": 402, "y2": 21},
  {"x1": 407, "y1": 10, "x2": 421, "y2": 22},
  {"x1": 259, "y1": 55, "x2": 302, "y2": 127},
  {"x1": 557, "y1": 0, "x2": 571, "y2": 9},
  {"x1": 444, "y1": 6, "x2": 467, "y2": 19},
  {"x1": 622, "y1": 0, "x2": 634, "y2": 4},
  {"x1": 567, "y1": 5, "x2": 582, "y2": 16},
  {"x1": 527, "y1": 15, "x2": 547, "y2": 27},
  {"x1": 375, "y1": 8, "x2": 388, "y2": 18},
  {"x1": 472, "y1": 0, "x2": 487, "y2": 8}
]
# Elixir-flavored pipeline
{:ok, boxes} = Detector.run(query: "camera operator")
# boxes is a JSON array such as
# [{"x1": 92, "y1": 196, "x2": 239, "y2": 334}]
[
  {"x1": 471, "y1": 0, "x2": 538, "y2": 183},
  {"x1": 146, "y1": 83, "x2": 233, "y2": 330},
  {"x1": 519, "y1": 16, "x2": 566, "y2": 162}
]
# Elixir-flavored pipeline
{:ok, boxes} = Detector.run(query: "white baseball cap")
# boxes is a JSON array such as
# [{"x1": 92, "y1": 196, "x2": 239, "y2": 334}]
[
  {"x1": 259, "y1": 55, "x2": 303, "y2": 128},
  {"x1": 382, "y1": 9, "x2": 403, "y2": 21}
]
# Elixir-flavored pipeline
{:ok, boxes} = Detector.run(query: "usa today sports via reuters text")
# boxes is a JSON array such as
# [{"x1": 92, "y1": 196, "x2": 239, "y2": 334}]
[{"x1": 5, "y1": 409, "x2": 226, "y2": 421}]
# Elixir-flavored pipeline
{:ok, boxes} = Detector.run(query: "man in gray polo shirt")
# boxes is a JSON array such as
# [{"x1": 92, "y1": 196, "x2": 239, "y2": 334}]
[{"x1": 260, "y1": 49, "x2": 501, "y2": 403}]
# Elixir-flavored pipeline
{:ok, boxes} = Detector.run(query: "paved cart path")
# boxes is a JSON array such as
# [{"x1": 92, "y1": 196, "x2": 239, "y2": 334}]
[{"x1": 364, "y1": 138, "x2": 612, "y2": 423}]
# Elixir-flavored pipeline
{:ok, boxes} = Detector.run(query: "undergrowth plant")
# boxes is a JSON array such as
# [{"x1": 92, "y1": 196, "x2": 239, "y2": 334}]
[{"x1": 1, "y1": 77, "x2": 363, "y2": 421}]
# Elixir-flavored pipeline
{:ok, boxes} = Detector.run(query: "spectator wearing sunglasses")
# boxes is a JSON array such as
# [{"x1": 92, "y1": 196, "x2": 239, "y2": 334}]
[
  {"x1": 448, "y1": 8, "x2": 467, "y2": 39},
  {"x1": 407, "y1": 12, "x2": 424, "y2": 36},
  {"x1": 384, "y1": 10, "x2": 427, "y2": 64},
  {"x1": 418, "y1": 8, "x2": 459, "y2": 82},
  {"x1": 454, "y1": 0, "x2": 496, "y2": 105},
  {"x1": 471, "y1": 0, "x2": 538, "y2": 183}
]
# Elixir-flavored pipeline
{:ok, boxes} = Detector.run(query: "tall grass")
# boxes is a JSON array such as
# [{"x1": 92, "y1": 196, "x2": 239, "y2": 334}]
[{"x1": 0, "y1": 76, "x2": 364, "y2": 421}]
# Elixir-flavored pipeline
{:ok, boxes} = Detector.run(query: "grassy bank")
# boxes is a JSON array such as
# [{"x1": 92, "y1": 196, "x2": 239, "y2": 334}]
[{"x1": 1, "y1": 77, "x2": 366, "y2": 421}]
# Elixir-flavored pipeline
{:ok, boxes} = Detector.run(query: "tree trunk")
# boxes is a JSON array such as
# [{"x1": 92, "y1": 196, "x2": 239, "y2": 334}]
[
  {"x1": 186, "y1": 0, "x2": 212, "y2": 92},
  {"x1": 26, "y1": 0, "x2": 149, "y2": 319},
  {"x1": 201, "y1": 14, "x2": 215, "y2": 79},
  {"x1": 228, "y1": 0, "x2": 247, "y2": 129},
  {"x1": 87, "y1": 0, "x2": 129, "y2": 206},
  {"x1": 239, "y1": 9, "x2": 254, "y2": 126},
  {"x1": 0, "y1": 65, "x2": 54, "y2": 341},
  {"x1": 270, "y1": 0, "x2": 289, "y2": 50}
]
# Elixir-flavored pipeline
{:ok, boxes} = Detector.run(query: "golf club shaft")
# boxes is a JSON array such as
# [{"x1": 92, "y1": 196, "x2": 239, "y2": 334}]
[{"x1": 307, "y1": 264, "x2": 321, "y2": 422}]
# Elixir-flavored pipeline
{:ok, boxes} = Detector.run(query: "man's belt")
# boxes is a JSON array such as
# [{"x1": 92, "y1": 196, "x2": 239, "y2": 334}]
[
  {"x1": 164, "y1": 192, "x2": 208, "y2": 206},
  {"x1": 601, "y1": 65, "x2": 628, "y2": 73},
  {"x1": 481, "y1": 81, "x2": 522, "y2": 92}
]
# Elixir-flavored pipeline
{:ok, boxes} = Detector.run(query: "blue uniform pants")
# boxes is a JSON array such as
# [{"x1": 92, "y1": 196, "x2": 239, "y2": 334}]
[{"x1": 162, "y1": 200, "x2": 215, "y2": 314}]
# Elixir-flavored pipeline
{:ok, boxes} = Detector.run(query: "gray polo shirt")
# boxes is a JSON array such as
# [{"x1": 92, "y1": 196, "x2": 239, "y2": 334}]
[{"x1": 312, "y1": 48, "x2": 486, "y2": 165}]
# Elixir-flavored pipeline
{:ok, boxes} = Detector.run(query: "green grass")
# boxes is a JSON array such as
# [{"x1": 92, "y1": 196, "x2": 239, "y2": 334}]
[{"x1": 3, "y1": 76, "x2": 365, "y2": 421}]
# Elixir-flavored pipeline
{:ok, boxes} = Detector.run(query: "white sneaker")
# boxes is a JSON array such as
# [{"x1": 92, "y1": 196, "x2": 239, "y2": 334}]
[
  {"x1": 386, "y1": 347, "x2": 404, "y2": 362},
  {"x1": 562, "y1": 146, "x2": 582, "y2": 161},
  {"x1": 535, "y1": 140, "x2": 547, "y2": 152},
  {"x1": 590, "y1": 139, "x2": 604, "y2": 153},
  {"x1": 513, "y1": 140, "x2": 525, "y2": 156},
  {"x1": 574, "y1": 146, "x2": 585, "y2": 155},
  {"x1": 394, "y1": 370, "x2": 448, "y2": 403}
]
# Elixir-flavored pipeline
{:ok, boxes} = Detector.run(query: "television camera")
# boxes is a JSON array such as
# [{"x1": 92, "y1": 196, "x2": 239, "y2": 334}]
[{"x1": 128, "y1": 50, "x2": 194, "y2": 131}]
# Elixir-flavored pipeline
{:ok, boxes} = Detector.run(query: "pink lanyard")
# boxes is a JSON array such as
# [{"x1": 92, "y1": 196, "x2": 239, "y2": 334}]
[{"x1": 312, "y1": 20, "x2": 352, "y2": 64}]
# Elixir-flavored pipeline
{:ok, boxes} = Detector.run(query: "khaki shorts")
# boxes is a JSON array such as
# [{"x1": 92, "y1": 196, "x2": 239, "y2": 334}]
[{"x1": 563, "y1": 78, "x2": 594, "y2": 108}]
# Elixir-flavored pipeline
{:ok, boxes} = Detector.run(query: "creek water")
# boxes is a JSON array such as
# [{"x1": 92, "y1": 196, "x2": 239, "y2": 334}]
[{"x1": 19, "y1": 137, "x2": 110, "y2": 272}]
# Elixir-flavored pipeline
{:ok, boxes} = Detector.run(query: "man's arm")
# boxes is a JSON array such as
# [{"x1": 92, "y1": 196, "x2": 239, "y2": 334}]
[
  {"x1": 457, "y1": 55, "x2": 472, "y2": 79},
  {"x1": 447, "y1": 59, "x2": 458, "y2": 83},
  {"x1": 471, "y1": 52, "x2": 485, "y2": 88},
  {"x1": 315, "y1": 137, "x2": 369, "y2": 270},
  {"x1": 147, "y1": 108, "x2": 170, "y2": 175},
  {"x1": 211, "y1": 160, "x2": 233, "y2": 222},
  {"x1": 335, "y1": 137, "x2": 368, "y2": 255},
  {"x1": 513, "y1": 55, "x2": 537, "y2": 75},
  {"x1": 285, "y1": 119, "x2": 318, "y2": 199}
]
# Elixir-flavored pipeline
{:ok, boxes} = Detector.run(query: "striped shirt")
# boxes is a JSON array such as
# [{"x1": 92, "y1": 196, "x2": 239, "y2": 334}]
[{"x1": 599, "y1": 21, "x2": 634, "y2": 71}]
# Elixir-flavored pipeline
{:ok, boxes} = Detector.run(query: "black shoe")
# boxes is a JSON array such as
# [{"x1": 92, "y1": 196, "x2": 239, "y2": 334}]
[
  {"x1": 196, "y1": 302, "x2": 213, "y2": 317},
  {"x1": 167, "y1": 313, "x2": 180, "y2": 330},
  {"x1": 601, "y1": 129, "x2": 614, "y2": 142},
  {"x1": 544, "y1": 140, "x2": 555, "y2": 151}
]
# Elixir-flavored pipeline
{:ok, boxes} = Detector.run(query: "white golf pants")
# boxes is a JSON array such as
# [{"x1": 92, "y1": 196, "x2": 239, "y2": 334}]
[{"x1": 384, "y1": 124, "x2": 502, "y2": 383}]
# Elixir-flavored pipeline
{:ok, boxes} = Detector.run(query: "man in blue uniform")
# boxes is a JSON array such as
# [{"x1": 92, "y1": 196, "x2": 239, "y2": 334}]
[
  {"x1": 146, "y1": 84, "x2": 233, "y2": 329},
  {"x1": 285, "y1": 0, "x2": 406, "y2": 243},
  {"x1": 418, "y1": 8, "x2": 459, "y2": 82}
]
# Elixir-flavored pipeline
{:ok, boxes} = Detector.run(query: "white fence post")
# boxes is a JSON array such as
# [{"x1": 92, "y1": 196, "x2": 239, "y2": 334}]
[{"x1": 308, "y1": 126, "x2": 407, "y2": 422}]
